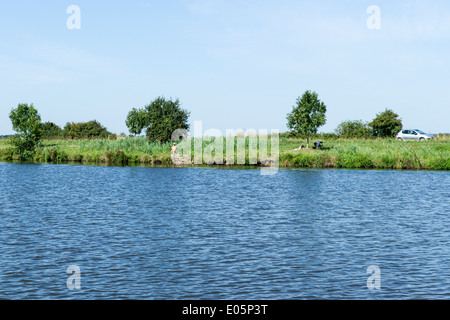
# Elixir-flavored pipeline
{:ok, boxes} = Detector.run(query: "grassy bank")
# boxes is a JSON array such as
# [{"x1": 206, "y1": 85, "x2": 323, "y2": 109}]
[
  {"x1": 0, "y1": 135, "x2": 449, "y2": 170},
  {"x1": 279, "y1": 136, "x2": 450, "y2": 170},
  {"x1": 0, "y1": 138, "x2": 172, "y2": 165}
]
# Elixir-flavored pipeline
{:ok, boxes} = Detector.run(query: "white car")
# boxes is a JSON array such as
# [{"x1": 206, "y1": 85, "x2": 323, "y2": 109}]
[{"x1": 396, "y1": 129, "x2": 434, "y2": 141}]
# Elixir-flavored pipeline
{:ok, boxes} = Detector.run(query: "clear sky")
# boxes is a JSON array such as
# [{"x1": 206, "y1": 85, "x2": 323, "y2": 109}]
[{"x1": 1, "y1": 0, "x2": 449, "y2": 135}]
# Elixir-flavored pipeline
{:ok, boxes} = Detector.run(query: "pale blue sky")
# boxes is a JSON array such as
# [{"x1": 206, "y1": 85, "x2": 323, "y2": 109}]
[{"x1": 1, "y1": 0, "x2": 449, "y2": 135}]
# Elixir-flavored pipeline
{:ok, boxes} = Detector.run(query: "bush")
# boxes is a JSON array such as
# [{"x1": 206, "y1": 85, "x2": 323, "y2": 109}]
[
  {"x1": 41, "y1": 122, "x2": 64, "y2": 139},
  {"x1": 370, "y1": 109, "x2": 403, "y2": 138},
  {"x1": 63, "y1": 120, "x2": 114, "y2": 140},
  {"x1": 335, "y1": 120, "x2": 372, "y2": 139}
]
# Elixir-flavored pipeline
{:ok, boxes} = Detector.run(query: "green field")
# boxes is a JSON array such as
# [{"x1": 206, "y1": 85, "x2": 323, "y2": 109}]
[{"x1": 0, "y1": 135, "x2": 449, "y2": 170}]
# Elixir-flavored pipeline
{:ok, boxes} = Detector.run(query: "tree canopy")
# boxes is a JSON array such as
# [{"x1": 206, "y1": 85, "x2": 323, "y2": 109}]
[
  {"x1": 41, "y1": 122, "x2": 64, "y2": 139},
  {"x1": 369, "y1": 109, "x2": 403, "y2": 138},
  {"x1": 335, "y1": 120, "x2": 372, "y2": 138},
  {"x1": 286, "y1": 90, "x2": 327, "y2": 147},
  {"x1": 126, "y1": 97, "x2": 190, "y2": 143},
  {"x1": 63, "y1": 120, "x2": 113, "y2": 139},
  {"x1": 125, "y1": 108, "x2": 148, "y2": 137},
  {"x1": 9, "y1": 103, "x2": 42, "y2": 159},
  {"x1": 10, "y1": 103, "x2": 42, "y2": 138}
]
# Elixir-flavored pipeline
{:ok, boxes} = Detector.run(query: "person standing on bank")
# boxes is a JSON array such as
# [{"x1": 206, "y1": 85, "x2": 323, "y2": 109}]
[{"x1": 171, "y1": 143, "x2": 177, "y2": 156}]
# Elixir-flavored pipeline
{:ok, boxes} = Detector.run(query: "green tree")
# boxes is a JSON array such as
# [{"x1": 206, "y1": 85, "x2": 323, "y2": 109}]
[
  {"x1": 369, "y1": 109, "x2": 403, "y2": 138},
  {"x1": 9, "y1": 103, "x2": 42, "y2": 159},
  {"x1": 83, "y1": 120, "x2": 112, "y2": 139},
  {"x1": 286, "y1": 90, "x2": 327, "y2": 148},
  {"x1": 125, "y1": 108, "x2": 148, "y2": 136},
  {"x1": 335, "y1": 120, "x2": 372, "y2": 138},
  {"x1": 63, "y1": 120, "x2": 113, "y2": 139},
  {"x1": 126, "y1": 97, "x2": 190, "y2": 143},
  {"x1": 63, "y1": 122, "x2": 79, "y2": 139},
  {"x1": 41, "y1": 122, "x2": 63, "y2": 139}
]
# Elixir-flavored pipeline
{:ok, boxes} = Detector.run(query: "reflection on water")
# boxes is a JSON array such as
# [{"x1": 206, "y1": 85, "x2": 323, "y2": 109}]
[{"x1": 0, "y1": 162, "x2": 449, "y2": 299}]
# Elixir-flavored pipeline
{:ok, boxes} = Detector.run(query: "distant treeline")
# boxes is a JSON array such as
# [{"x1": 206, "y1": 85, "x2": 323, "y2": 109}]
[{"x1": 41, "y1": 121, "x2": 116, "y2": 140}]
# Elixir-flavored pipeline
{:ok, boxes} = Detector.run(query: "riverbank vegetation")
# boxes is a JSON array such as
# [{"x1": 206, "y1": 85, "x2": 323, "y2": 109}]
[
  {"x1": 279, "y1": 135, "x2": 450, "y2": 170},
  {"x1": 1, "y1": 135, "x2": 449, "y2": 170},
  {"x1": 2, "y1": 95, "x2": 448, "y2": 170}
]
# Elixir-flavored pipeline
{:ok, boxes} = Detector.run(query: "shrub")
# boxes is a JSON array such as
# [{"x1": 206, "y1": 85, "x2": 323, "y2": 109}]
[
  {"x1": 64, "y1": 120, "x2": 114, "y2": 140},
  {"x1": 41, "y1": 122, "x2": 64, "y2": 139},
  {"x1": 370, "y1": 109, "x2": 403, "y2": 138},
  {"x1": 335, "y1": 120, "x2": 372, "y2": 138}
]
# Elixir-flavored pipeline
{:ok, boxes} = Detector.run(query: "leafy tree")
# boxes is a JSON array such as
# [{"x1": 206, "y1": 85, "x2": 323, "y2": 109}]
[
  {"x1": 369, "y1": 109, "x2": 403, "y2": 138},
  {"x1": 335, "y1": 120, "x2": 372, "y2": 138},
  {"x1": 63, "y1": 122, "x2": 79, "y2": 139},
  {"x1": 286, "y1": 90, "x2": 327, "y2": 148},
  {"x1": 9, "y1": 103, "x2": 42, "y2": 159},
  {"x1": 41, "y1": 122, "x2": 64, "y2": 139},
  {"x1": 125, "y1": 108, "x2": 148, "y2": 136},
  {"x1": 63, "y1": 120, "x2": 113, "y2": 139},
  {"x1": 126, "y1": 97, "x2": 190, "y2": 143},
  {"x1": 83, "y1": 120, "x2": 112, "y2": 139}
]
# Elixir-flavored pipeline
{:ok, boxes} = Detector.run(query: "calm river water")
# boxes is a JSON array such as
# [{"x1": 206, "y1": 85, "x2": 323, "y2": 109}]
[{"x1": 0, "y1": 162, "x2": 449, "y2": 300}]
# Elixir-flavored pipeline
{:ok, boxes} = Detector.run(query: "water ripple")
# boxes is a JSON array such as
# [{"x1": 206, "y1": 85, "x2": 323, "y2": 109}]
[{"x1": 0, "y1": 163, "x2": 449, "y2": 299}]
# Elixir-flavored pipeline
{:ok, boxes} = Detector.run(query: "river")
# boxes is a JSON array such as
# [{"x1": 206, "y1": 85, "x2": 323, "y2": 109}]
[{"x1": 0, "y1": 162, "x2": 449, "y2": 299}]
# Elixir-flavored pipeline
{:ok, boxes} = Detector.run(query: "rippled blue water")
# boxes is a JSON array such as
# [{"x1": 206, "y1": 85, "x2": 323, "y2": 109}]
[{"x1": 0, "y1": 162, "x2": 449, "y2": 300}]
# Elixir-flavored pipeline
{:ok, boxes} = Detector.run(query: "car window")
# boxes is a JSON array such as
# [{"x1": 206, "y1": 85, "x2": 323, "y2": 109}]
[
  {"x1": 411, "y1": 131, "x2": 417, "y2": 135},
  {"x1": 402, "y1": 130, "x2": 409, "y2": 134}
]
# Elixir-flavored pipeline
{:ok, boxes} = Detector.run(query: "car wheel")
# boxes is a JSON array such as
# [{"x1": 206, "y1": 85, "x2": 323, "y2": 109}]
[
  {"x1": 397, "y1": 138, "x2": 403, "y2": 141},
  {"x1": 419, "y1": 138, "x2": 425, "y2": 141}
]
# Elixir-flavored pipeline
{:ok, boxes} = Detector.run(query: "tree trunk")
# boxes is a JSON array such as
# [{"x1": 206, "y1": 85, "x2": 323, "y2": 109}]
[{"x1": 307, "y1": 135, "x2": 310, "y2": 149}]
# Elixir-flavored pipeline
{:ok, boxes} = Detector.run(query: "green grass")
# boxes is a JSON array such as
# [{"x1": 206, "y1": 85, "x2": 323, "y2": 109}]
[
  {"x1": 279, "y1": 136, "x2": 450, "y2": 170},
  {"x1": 0, "y1": 135, "x2": 449, "y2": 170},
  {"x1": 0, "y1": 138, "x2": 172, "y2": 165}
]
